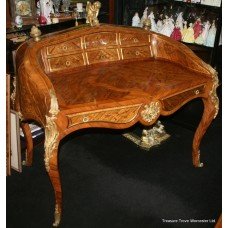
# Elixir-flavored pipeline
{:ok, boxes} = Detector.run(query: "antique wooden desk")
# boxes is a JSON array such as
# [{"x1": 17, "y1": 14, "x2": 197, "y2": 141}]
[{"x1": 14, "y1": 24, "x2": 219, "y2": 226}]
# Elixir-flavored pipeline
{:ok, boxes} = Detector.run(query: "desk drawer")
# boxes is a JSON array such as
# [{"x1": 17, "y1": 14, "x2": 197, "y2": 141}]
[
  {"x1": 84, "y1": 32, "x2": 118, "y2": 49},
  {"x1": 46, "y1": 38, "x2": 82, "y2": 56},
  {"x1": 162, "y1": 85, "x2": 205, "y2": 112},
  {"x1": 47, "y1": 53, "x2": 85, "y2": 72},
  {"x1": 67, "y1": 105, "x2": 141, "y2": 127},
  {"x1": 86, "y1": 48, "x2": 119, "y2": 65},
  {"x1": 119, "y1": 33, "x2": 150, "y2": 46},
  {"x1": 122, "y1": 46, "x2": 152, "y2": 60}
]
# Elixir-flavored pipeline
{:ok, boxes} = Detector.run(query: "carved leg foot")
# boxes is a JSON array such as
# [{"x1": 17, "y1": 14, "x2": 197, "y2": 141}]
[
  {"x1": 192, "y1": 97, "x2": 217, "y2": 167},
  {"x1": 21, "y1": 122, "x2": 33, "y2": 166}
]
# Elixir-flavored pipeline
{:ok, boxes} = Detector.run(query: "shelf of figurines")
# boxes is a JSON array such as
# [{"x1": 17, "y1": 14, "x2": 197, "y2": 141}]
[
  {"x1": 145, "y1": 1, "x2": 221, "y2": 10},
  {"x1": 6, "y1": 15, "x2": 85, "y2": 35},
  {"x1": 132, "y1": 6, "x2": 220, "y2": 48},
  {"x1": 7, "y1": 0, "x2": 87, "y2": 34}
]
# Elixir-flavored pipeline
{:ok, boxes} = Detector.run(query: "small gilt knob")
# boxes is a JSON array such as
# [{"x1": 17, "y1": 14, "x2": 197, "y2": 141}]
[{"x1": 30, "y1": 25, "x2": 42, "y2": 42}]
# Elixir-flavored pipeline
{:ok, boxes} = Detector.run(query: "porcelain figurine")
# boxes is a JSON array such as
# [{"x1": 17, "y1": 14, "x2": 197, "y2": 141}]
[
  {"x1": 15, "y1": 15, "x2": 23, "y2": 28},
  {"x1": 156, "y1": 20, "x2": 163, "y2": 33},
  {"x1": 132, "y1": 12, "x2": 140, "y2": 27},
  {"x1": 44, "y1": 0, "x2": 54, "y2": 24},
  {"x1": 193, "y1": 18, "x2": 203, "y2": 39},
  {"x1": 168, "y1": 15, "x2": 175, "y2": 32},
  {"x1": 171, "y1": 24, "x2": 182, "y2": 41},
  {"x1": 196, "y1": 20, "x2": 211, "y2": 45},
  {"x1": 140, "y1": 7, "x2": 148, "y2": 27},
  {"x1": 39, "y1": 0, "x2": 47, "y2": 25},
  {"x1": 39, "y1": 0, "x2": 54, "y2": 25},
  {"x1": 148, "y1": 11, "x2": 157, "y2": 32},
  {"x1": 160, "y1": 15, "x2": 173, "y2": 37},
  {"x1": 205, "y1": 20, "x2": 216, "y2": 47},
  {"x1": 182, "y1": 23, "x2": 195, "y2": 43},
  {"x1": 202, "y1": 21, "x2": 211, "y2": 45},
  {"x1": 181, "y1": 21, "x2": 188, "y2": 39},
  {"x1": 176, "y1": 12, "x2": 184, "y2": 30}
]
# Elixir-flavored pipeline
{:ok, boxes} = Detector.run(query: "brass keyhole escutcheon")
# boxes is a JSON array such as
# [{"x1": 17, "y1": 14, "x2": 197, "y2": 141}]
[
  {"x1": 66, "y1": 61, "x2": 71, "y2": 66},
  {"x1": 83, "y1": 116, "x2": 89, "y2": 122},
  {"x1": 195, "y1": 90, "x2": 199, "y2": 95}
]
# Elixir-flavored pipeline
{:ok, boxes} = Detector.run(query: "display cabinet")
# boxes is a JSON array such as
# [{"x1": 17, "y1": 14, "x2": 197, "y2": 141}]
[{"x1": 118, "y1": 0, "x2": 221, "y2": 67}]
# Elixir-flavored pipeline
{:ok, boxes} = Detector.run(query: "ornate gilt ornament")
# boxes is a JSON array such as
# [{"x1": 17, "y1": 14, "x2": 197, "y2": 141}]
[
  {"x1": 86, "y1": 1, "x2": 101, "y2": 26},
  {"x1": 44, "y1": 90, "x2": 60, "y2": 172},
  {"x1": 140, "y1": 121, "x2": 170, "y2": 150},
  {"x1": 151, "y1": 38, "x2": 157, "y2": 57},
  {"x1": 210, "y1": 71, "x2": 219, "y2": 119},
  {"x1": 10, "y1": 77, "x2": 16, "y2": 107},
  {"x1": 18, "y1": 111, "x2": 24, "y2": 121},
  {"x1": 53, "y1": 204, "x2": 61, "y2": 227},
  {"x1": 195, "y1": 61, "x2": 219, "y2": 119},
  {"x1": 196, "y1": 150, "x2": 204, "y2": 168},
  {"x1": 141, "y1": 101, "x2": 160, "y2": 123},
  {"x1": 49, "y1": 89, "x2": 60, "y2": 115},
  {"x1": 143, "y1": 18, "x2": 151, "y2": 31},
  {"x1": 30, "y1": 25, "x2": 41, "y2": 42},
  {"x1": 123, "y1": 121, "x2": 170, "y2": 150}
]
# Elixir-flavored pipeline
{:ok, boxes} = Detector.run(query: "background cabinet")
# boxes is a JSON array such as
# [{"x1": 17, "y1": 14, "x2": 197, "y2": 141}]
[{"x1": 114, "y1": 0, "x2": 221, "y2": 68}]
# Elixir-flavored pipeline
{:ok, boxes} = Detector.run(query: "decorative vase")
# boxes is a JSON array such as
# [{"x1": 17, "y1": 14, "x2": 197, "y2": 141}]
[{"x1": 38, "y1": 0, "x2": 47, "y2": 25}]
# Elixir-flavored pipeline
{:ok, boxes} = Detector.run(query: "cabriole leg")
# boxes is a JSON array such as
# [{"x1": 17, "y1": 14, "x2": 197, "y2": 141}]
[
  {"x1": 21, "y1": 122, "x2": 33, "y2": 166},
  {"x1": 44, "y1": 116, "x2": 62, "y2": 227},
  {"x1": 192, "y1": 97, "x2": 217, "y2": 167},
  {"x1": 46, "y1": 142, "x2": 62, "y2": 227}
]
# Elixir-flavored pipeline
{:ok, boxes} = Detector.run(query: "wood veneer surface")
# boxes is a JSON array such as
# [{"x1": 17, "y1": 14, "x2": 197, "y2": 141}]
[{"x1": 48, "y1": 60, "x2": 209, "y2": 110}]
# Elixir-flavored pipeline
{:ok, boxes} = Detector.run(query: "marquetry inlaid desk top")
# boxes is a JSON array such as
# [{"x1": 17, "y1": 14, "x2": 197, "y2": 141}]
[{"x1": 15, "y1": 24, "x2": 219, "y2": 227}]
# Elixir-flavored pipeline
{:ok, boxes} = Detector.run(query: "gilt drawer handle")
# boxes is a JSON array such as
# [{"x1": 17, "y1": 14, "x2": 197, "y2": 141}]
[
  {"x1": 83, "y1": 116, "x2": 89, "y2": 122},
  {"x1": 133, "y1": 38, "x2": 138, "y2": 43},
  {"x1": 195, "y1": 90, "x2": 200, "y2": 95},
  {"x1": 66, "y1": 61, "x2": 71, "y2": 66},
  {"x1": 135, "y1": 51, "x2": 140, "y2": 56},
  {"x1": 63, "y1": 46, "x2": 68, "y2": 51}
]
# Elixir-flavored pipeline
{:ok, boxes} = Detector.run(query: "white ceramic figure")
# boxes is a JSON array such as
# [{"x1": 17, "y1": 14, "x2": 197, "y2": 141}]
[
  {"x1": 168, "y1": 15, "x2": 175, "y2": 32},
  {"x1": 182, "y1": 23, "x2": 195, "y2": 43},
  {"x1": 132, "y1": 12, "x2": 140, "y2": 27},
  {"x1": 15, "y1": 15, "x2": 23, "y2": 28},
  {"x1": 36, "y1": 1, "x2": 41, "y2": 16},
  {"x1": 160, "y1": 15, "x2": 173, "y2": 37},
  {"x1": 176, "y1": 12, "x2": 184, "y2": 30},
  {"x1": 205, "y1": 20, "x2": 216, "y2": 47},
  {"x1": 77, "y1": 3, "x2": 83, "y2": 12},
  {"x1": 202, "y1": 21, "x2": 211, "y2": 45},
  {"x1": 140, "y1": 7, "x2": 148, "y2": 27},
  {"x1": 42, "y1": 0, "x2": 54, "y2": 24},
  {"x1": 148, "y1": 11, "x2": 157, "y2": 32},
  {"x1": 156, "y1": 19, "x2": 163, "y2": 33}
]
